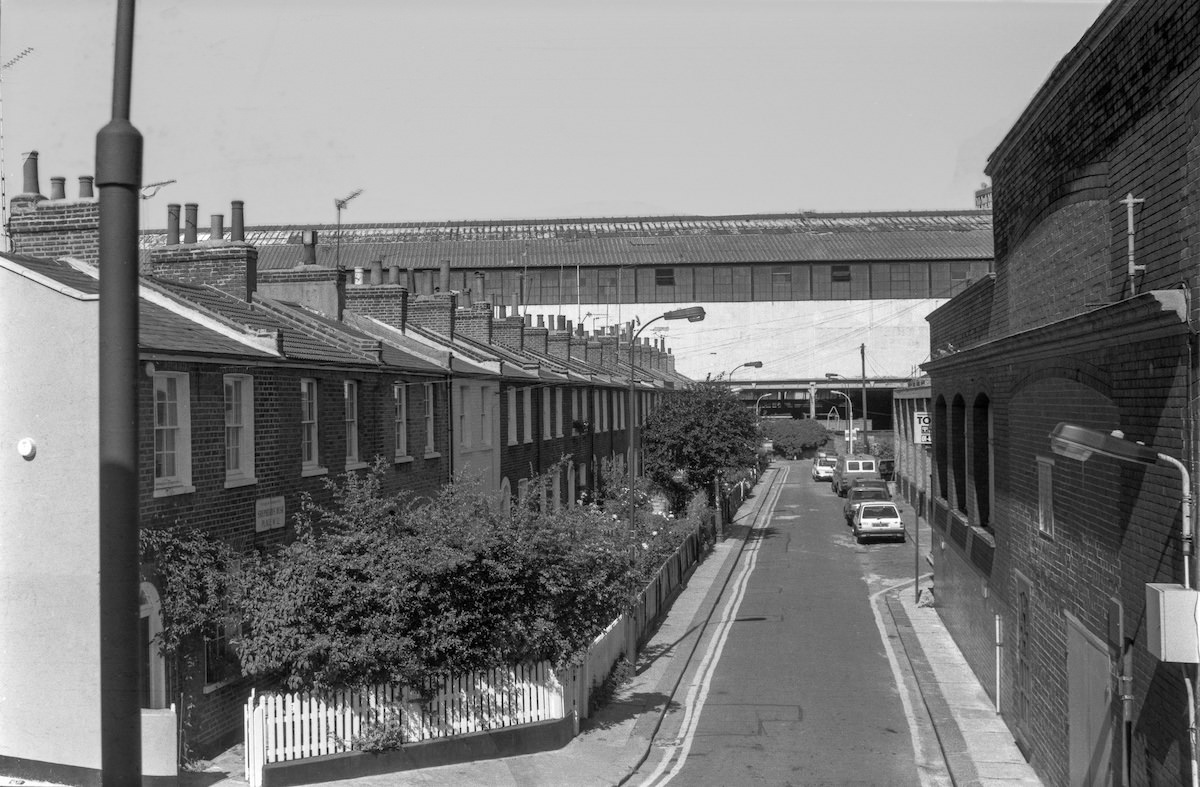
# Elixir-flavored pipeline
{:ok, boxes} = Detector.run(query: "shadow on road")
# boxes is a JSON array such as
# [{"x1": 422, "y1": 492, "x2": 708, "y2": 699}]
[{"x1": 580, "y1": 690, "x2": 677, "y2": 732}]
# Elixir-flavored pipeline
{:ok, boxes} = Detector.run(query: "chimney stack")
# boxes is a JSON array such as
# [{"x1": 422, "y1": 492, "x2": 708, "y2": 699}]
[
  {"x1": 184, "y1": 203, "x2": 198, "y2": 244},
  {"x1": 166, "y1": 204, "x2": 180, "y2": 245},
  {"x1": 301, "y1": 230, "x2": 318, "y2": 265},
  {"x1": 21, "y1": 151, "x2": 39, "y2": 195},
  {"x1": 231, "y1": 200, "x2": 245, "y2": 242}
]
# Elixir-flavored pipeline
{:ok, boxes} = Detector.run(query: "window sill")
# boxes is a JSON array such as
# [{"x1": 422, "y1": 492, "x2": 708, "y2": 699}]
[
  {"x1": 394, "y1": 454, "x2": 414, "y2": 465},
  {"x1": 344, "y1": 460, "x2": 370, "y2": 471},
  {"x1": 224, "y1": 475, "x2": 258, "y2": 490},
  {"x1": 153, "y1": 483, "x2": 195, "y2": 498},
  {"x1": 423, "y1": 451, "x2": 441, "y2": 460},
  {"x1": 301, "y1": 465, "x2": 328, "y2": 478}
]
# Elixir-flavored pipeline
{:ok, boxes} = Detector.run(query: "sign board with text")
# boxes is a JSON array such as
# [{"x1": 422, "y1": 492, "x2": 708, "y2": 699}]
[
  {"x1": 255, "y1": 496, "x2": 286, "y2": 532},
  {"x1": 914, "y1": 412, "x2": 932, "y2": 444}
]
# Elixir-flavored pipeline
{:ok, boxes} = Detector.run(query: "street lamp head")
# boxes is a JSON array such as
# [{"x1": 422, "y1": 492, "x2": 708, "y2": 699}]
[
  {"x1": 824, "y1": 373, "x2": 842, "y2": 379},
  {"x1": 1049, "y1": 422, "x2": 1158, "y2": 466},
  {"x1": 743, "y1": 361, "x2": 764, "y2": 369},
  {"x1": 662, "y1": 306, "x2": 705, "y2": 322}
]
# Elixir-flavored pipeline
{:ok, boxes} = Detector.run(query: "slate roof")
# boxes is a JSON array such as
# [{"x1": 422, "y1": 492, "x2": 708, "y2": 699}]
[
  {"x1": 140, "y1": 211, "x2": 994, "y2": 272},
  {"x1": 1, "y1": 253, "x2": 101, "y2": 294}
]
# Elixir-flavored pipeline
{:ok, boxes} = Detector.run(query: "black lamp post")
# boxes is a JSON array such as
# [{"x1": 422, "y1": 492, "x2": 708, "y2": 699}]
[
  {"x1": 627, "y1": 307, "x2": 705, "y2": 534},
  {"x1": 727, "y1": 360, "x2": 763, "y2": 382}
]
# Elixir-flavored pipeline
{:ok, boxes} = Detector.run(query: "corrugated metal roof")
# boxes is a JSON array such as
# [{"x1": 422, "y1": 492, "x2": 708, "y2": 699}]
[{"x1": 140, "y1": 210, "x2": 993, "y2": 271}]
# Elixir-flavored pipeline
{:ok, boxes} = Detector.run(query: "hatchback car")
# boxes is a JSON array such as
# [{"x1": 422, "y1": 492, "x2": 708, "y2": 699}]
[
  {"x1": 853, "y1": 502, "x2": 905, "y2": 543},
  {"x1": 812, "y1": 455, "x2": 837, "y2": 482},
  {"x1": 843, "y1": 484, "x2": 892, "y2": 525}
]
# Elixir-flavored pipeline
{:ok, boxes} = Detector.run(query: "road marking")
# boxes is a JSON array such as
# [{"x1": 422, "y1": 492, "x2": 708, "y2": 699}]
[
  {"x1": 870, "y1": 578, "x2": 947, "y2": 787},
  {"x1": 635, "y1": 467, "x2": 788, "y2": 787}
]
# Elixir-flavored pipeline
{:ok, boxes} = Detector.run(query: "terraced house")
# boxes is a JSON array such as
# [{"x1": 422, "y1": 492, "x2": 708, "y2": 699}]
[{"x1": 0, "y1": 155, "x2": 695, "y2": 781}]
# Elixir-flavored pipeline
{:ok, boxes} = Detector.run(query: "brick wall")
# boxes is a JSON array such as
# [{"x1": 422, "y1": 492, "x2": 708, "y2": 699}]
[
  {"x1": 344, "y1": 282, "x2": 406, "y2": 328},
  {"x1": 9, "y1": 197, "x2": 100, "y2": 264},
  {"x1": 147, "y1": 244, "x2": 258, "y2": 303}
]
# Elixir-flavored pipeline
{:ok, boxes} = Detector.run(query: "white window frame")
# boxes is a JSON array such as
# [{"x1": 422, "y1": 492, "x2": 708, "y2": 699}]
[
  {"x1": 522, "y1": 387, "x2": 533, "y2": 444},
  {"x1": 153, "y1": 371, "x2": 193, "y2": 496},
  {"x1": 1037, "y1": 455, "x2": 1054, "y2": 538},
  {"x1": 543, "y1": 388, "x2": 552, "y2": 441},
  {"x1": 508, "y1": 388, "x2": 518, "y2": 446},
  {"x1": 555, "y1": 387, "x2": 564, "y2": 438},
  {"x1": 457, "y1": 384, "x2": 470, "y2": 448},
  {"x1": 393, "y1": 382, "x2": 411, "y2": 462},
  {"x1": 424, "y1": 382, "x2": 438, "y2": 458},
  {"x1": 479, "y1": 385, "x2": 492, "y2": 447},
  {"x1": 223, "y1": 374, "x2": 256, "y2": 488},
  {"x1": 344, "y1": 380, "x2": 365, "y2": 469},
  {"x1": 593, "y1": 390, "x2": 602, "y2": 432},
  {"x1": 300, "y1": 378, "x2": 326, "y2": 477}
]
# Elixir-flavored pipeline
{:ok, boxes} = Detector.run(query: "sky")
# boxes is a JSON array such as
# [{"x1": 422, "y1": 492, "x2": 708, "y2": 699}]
[{"x1": 1, "y1": 0, "x2": 1109, "y2": 228}]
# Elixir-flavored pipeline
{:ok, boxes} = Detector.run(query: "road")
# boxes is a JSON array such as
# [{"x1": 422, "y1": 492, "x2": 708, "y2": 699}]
[{"x1": 632, "y1": 459, "x2": 932, "y2": 787}]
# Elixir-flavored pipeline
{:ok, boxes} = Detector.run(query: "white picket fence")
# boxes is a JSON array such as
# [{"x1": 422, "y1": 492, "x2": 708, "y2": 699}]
[{"x1": 244, "y1": 661, "x2": 563, "y2": 786}]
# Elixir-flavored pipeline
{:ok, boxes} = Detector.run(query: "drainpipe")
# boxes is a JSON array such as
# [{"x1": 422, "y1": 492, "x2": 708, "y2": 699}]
[{"x1": 95, "y1": 0, "x2": 142, "y2": 781}]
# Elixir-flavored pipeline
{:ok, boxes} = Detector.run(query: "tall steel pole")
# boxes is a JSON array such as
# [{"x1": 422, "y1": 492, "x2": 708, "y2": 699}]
[
  {"x1": 860, "y1": 343, "x2": 868, "y2": 453},
  {"x1": 96, "y1": 0, "x2": 142, "y2": 780}
]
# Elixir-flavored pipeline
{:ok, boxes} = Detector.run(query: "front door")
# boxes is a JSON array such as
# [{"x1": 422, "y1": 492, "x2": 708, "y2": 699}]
[{"x1": 1067, "y1": 613, "x2": 1113, "y2": 787}]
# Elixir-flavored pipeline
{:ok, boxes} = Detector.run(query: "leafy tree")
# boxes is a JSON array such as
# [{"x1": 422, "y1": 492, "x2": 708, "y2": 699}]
[
  {"x1": 232, "y1": 458, "x2": 654, "y2": 692},
  {"x1": 640, "y1": 383, "x2": 759, "y2": 511},
  {"x1": 760, "y1": 418, "x2": 831, "y2": 458}
]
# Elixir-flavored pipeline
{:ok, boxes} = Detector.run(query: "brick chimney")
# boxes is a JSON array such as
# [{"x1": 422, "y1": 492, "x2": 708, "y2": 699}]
[
  {"x1": 547, "y1": 315, "x2": 571, "y2": 360},
  {"x1": 455, "y1": 299, "x2": 493, "y2": 343},
  {"x1": 343, "y1": 258, "x2": 409, "y2": 329},
  {"x1": 599, "y1": 328, "x2": 620, "y2": 370},
  {"x1": 570, "y1": 323, "x2": 589, "y2": 362},
  {"x1": 492, "y1": 306, "x2": 524, "y2": 352},
  {"x1": 148, "y1": 201, "x2": 258, "y2": 303},
  {"x1": 525, "y1": 314, "x2": 549, "y2": 354},
  {"x1": 258, "y1": 229, "x2": 347, "y2": 319},
  {"x1": 9, "y1": 152, "x2": 102, "y2": 264},
  {"x1": 585, "y1": 332, "x2": 603, "y2": 366},
  {"x1": 408, "y1": 293, "x2": 457, "y2": 337}
]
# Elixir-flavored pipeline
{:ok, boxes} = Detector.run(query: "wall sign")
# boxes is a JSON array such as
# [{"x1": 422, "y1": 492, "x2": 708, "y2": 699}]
[
  {"x1": 914, "y1": 411, "x2": 932, "y2": 444},
  {"x1": 255, "y1": 496, "x2": 286, "y2": 532}
]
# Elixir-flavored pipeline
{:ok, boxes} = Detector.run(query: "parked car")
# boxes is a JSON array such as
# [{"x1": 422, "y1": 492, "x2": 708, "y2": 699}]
[
  {"x1": 831, "y1": 454, "x2": 881, "y2": 496},
  {"x1": 853, "y1": 502, "x2": 906, "y2": 543},
  {"x1": 812, "y1": 454, "x2": 838, "y2": 482},
  {"x1": 843, "y1": 481, "x2": 892, "y2": 525}
]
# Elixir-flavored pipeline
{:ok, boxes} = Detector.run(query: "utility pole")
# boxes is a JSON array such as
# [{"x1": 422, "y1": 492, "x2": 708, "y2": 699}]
[{"x1": 860, "y1": 343, "x2": 868, "y2": 453}]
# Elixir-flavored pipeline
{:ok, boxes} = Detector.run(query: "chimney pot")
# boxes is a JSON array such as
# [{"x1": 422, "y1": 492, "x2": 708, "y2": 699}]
[
  {"x1": 21, "y1": 151, "x2": 39, "y2": 195},
  {"x1": 440, "y1": 260, "x2": 451, "y2": 294},
  {"x1": 210, "y1": 214, "x2": 224, "y2": 242},
  {"x1": 388, "y1": 264, "x2": 401, "y2": 285},
  {"x1": 78, "y1": 176, "x2": 94, "y2": 199},
  {"x1": 369, "y1": 259, "x2": 383, "y2": 286},
  {"x1": 50, "y1": 176, "x2": 65, "y2": 200},
  {"x1": 166, "y1": 204, "x2": 181, "y2": 246},
  {"x1": 184, "y1": 204, "x2": 198, "y2": 244},
  {"x1": 231, "y1": 201, "x2": 245, "y2": 242},
  {"x1": 301, "y1": 230, "x2": 318, "y2": 265},
  {"x1": 537, "y1": 315, "x2": 545, "y2": 327}
]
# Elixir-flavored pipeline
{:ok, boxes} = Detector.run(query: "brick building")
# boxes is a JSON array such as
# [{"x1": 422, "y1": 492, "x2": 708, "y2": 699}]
[
  {"x1": 0, "y1": 152, "x2": 699, "y2": 778},
  {"x1": 922, "y1": 2, "x2": 1200, "y2": 784}
]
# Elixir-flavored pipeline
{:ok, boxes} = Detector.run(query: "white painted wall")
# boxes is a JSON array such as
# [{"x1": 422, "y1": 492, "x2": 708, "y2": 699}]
[{"x1": 0, "y1": 270, "x2": 101, "y2": 770}]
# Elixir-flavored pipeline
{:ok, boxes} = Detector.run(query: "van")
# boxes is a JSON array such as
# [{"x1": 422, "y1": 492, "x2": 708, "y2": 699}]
[{"x1": 831, "y1": 454, "x2": 880, "y2": 496}]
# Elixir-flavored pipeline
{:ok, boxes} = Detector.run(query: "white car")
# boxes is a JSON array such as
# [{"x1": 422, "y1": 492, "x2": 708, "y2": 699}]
[
  {"x1": 852, "y1": 502, "x2": 905, "y2": 543},
  {"x1": 812, "y1": 455, "x2": 837, "y2": 481}
]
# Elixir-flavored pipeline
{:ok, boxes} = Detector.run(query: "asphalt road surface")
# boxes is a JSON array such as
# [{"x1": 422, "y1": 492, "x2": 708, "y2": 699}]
[{"x1": 633, "y1": 460, "x2": 929, "y2": 787}]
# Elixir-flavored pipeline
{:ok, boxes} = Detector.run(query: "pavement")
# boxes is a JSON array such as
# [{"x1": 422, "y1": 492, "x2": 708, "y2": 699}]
[{"x1": 6, "y1": 462, "x2": 1042, "y2": 787}]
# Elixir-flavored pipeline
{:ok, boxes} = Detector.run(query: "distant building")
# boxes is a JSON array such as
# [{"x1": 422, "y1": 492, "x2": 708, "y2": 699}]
[
  {"x1": 922, "y1": 2, "x2": 1200, "y2": 784},
  {"x1": 143, "y1": 209, "x2": 994, "y2": 432}
]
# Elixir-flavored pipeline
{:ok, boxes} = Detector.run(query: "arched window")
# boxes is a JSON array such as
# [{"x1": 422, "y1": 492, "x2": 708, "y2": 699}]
[
  {"x1": 973, "y1": 394, "x2": 992, "y2": 528},
  {"x1": 952, "y1": 395, "x2": 967, "y2": 515},
  {"x1": 934, "y1": 396, "x2": 948, "y2": 499}
]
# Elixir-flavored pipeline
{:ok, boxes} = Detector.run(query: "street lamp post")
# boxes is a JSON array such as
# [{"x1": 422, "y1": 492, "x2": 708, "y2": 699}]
[
  {"x1": 727, "y1": 360, "x2": 763, "y2": 382},
  {"x1": 755, "y1": 393, "x2": 771, "y2": 420},
  {"x1": 828, "y1": 390, "x2": 854, "y2": 451},
  {"x1": 628, "y1": 307, "x2": 706, "y2": 535}
]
